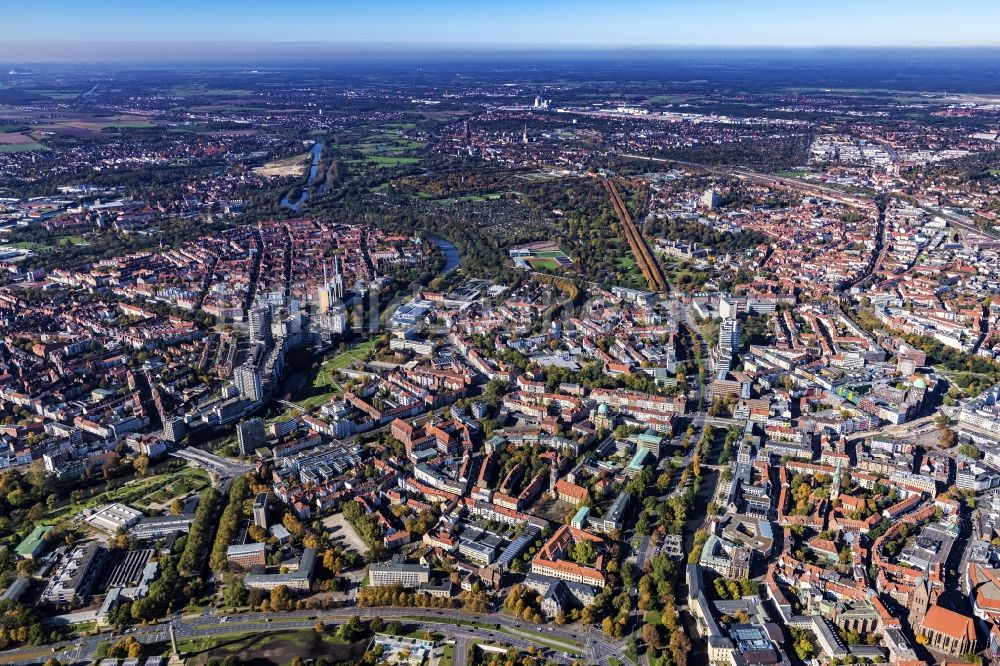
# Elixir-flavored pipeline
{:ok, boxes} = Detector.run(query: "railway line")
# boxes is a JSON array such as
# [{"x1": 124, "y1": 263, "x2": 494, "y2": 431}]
[
  {"x1": 616, "y1": 152, "x2": 870, "y2": 207},
  {"x1": 602, "y1": 177, "x2": 668, "y2": 292}
]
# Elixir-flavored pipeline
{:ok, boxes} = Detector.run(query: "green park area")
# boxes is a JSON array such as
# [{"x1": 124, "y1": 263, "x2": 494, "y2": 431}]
[
  {"x1": 121, "y1": 629, "x2": 367, "y2": 666},
  {"x1": 527, "y1": 257, "x2": 562, "y2": 270},
  {"x1": 291, "y1": 338, "x2": 379, "y2": 411},
  {"x1": 337, "y1": 128, "x2": 426, "y2": 173},
  {"x1": 0, "y1": 142, "x2": 46, "y2": 153},
  {"x1": 38, "y1": 465, "x2": 210, "y2": 526}
]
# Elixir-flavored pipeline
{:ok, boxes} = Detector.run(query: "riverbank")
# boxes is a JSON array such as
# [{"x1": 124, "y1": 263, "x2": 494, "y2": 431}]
[
  {"x1": 430, "y1": 235, "x2": 460, "y2": 274},
  {"x1": 280, "y1": 141, "x2": 324, "y2": 211}
]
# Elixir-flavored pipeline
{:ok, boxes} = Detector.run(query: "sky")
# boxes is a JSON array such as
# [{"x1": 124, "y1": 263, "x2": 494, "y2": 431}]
[{"x1": 2, "y1": 0, "x2": 1000, "y2": 62}]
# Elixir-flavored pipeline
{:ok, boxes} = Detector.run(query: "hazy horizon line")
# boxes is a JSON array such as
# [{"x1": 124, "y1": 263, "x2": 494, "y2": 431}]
[{"x1": 6, "y1": 41, "x2": 1000, "y2": 65}]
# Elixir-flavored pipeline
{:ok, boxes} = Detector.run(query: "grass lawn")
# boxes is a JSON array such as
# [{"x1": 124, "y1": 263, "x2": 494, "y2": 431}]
[
  {"x1": 169, "y1": 85, "x2": 253, "y2": 97},
  {"x1": 68, "y1": 620, "x2": 97, "y2": 636},
  {"x1": 401, "y1": 616, "x2": 499, "y2": 631},
  {"x1": 176, "y1": 630, "x2": 366, "y2": 666},
  {"x1": 440, "y1": 643, "x2": 455, "y2": 666},
  {"x1": 169, "y1": 123, "x2": 211, "y2": 133},
  {"x1": 38, "y1": 465, "x2": 209, "y2": 526},
  {"x1": 403, "y1": 628, "x2": 437, "y2": 640},
  {"x1": 292, "y1": 338, "x2": 378, "y2": 410},
  {"x1": 326, "y1": 338, "x2": 378, "y2": 371},
  {"x1": 98, "y1": 121, "x2": 156, "y2": 129},
  {"x1": 647, "y1": 93, "x2": 695, "y2": 103},
  {"x1": 15, "y1": 235, "x2": 89, "y2": 249},
  {"x1": 366, "y1": 155, "x2": 420, "y2": 166},
  {"x1": 458, "y1": 193, "x2": 506, "y2": 203},
  {"x1": 506, "y1": 628, "x2": 584, "y2": 653},
  {"x1": 357, "y1": 136, "x2": 424, "y2": 153},
  {"x1": 426, "y1": 614, "x2": 583, "y2": 655},
  {"x1": 3, "y1": 234, "x2": 87, "y2": 251},
  {"x1": 527, "y1": 257, "x2": 561, "y2": 271},
  {"x1": 337, "y1": 132, "x2": 425, "y2": 173},
  {"x1": 384, "y1": 139, "x2": 425, "y2": 151},
  {"x1": 512, "y1": 171, "x2": 557, "y2": 181},
  {"x1": 0, "y1": 142, "x2": 46, "y2": 152},
  {"x1": 40, "y1": 92, "x2": 81, "y2": 100},
  {"x1": 0, "y1": 644, "x2": 63, "y2": 664},
  {"x1": 175, "y1": 632, "x2": 255, "y2": 654}
]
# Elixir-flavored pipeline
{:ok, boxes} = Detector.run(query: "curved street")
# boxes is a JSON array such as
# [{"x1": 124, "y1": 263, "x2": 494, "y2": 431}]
[{"x1": 1, "y1": 607, "x2": 633, "y2": 666}]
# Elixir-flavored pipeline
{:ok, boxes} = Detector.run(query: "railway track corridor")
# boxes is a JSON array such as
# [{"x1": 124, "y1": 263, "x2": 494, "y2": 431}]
[{"x1": 603, "y1": 177, "x2": 668, "y2": 292}]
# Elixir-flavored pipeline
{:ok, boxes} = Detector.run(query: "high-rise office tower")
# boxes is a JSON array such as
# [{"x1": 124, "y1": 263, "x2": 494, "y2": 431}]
[
  {"x1": 719, "y1": 318, "x2": 741, "y2": 358},
  {"x1": 237, "y1": 417, "x2": 266, "y2": 456},
  {"x1": 248, "y1": 305, "x2": 273, "y2": 345}
]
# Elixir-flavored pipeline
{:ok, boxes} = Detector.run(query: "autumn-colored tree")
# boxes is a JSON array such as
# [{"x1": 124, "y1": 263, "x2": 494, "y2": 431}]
[
  {"x1": 133, "y1": 455, "x2": 150, "y2": 478},
  {"x1": 640, "y1": 623, "x2": 661, "y2": 649},
  {"x1": 283, "y1": 512, "x2": 304, "y2": 536},
  {"x1": 670, "y1": 628, "x2": 691, "y2": 666},
  {"x1": 269, "y1": 585, "x2": 293, "y2": 612}
]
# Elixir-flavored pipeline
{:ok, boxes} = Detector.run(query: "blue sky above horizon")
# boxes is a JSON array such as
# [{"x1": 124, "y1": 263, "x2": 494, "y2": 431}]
[{"x1": 2, "y1": 0, "x2": 1000, "y2": 60}]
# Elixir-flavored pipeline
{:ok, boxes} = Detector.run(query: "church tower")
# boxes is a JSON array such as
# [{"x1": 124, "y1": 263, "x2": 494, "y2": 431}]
[
  {"x1": 317, "y1": 257, "x2": 345, "y2": 314},
  {"x1": 910, "y1": 575, "x2": 931, "y2": 629}
]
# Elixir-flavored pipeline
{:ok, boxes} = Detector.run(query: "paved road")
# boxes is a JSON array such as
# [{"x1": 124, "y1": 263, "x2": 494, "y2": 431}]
[
  {"x1": 583, "y1": 625, "x2": 633, "y2": 666},
  {"x1": 171, "y1": 447, "x2": 253, "y2": 479},
  {"x1": 635, "y1": 534, "x2": 652, "y2": 572},
  {"x1": 453, "y1": 635, "x2": 469, "y2": 666},
  {"x1": 679, "y1": 305, "x2": 709, "y2": 411},
  {"x1": 2, "y1": 607, "x2": 616, "y2": 666}
]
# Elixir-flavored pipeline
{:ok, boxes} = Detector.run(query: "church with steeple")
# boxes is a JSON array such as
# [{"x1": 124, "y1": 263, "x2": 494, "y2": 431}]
[{"x1": 313, "y1": 257, "x2": 347, "y2": 338}]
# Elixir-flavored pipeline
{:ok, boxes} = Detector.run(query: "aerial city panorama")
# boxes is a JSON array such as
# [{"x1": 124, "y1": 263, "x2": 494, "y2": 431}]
[{"x1": 1, "y1": 2, "x2": 1000, "y2": 665}]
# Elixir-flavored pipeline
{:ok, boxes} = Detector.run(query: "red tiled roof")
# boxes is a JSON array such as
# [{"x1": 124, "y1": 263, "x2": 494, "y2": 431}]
[{"x1": 921, "y1": 605, "x2": 975, "y2": 643}]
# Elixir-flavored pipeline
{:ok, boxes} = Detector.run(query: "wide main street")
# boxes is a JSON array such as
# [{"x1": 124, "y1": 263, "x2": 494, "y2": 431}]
[{"x1": 0, "y1": 607, "x2": 632, "y2": 666}]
